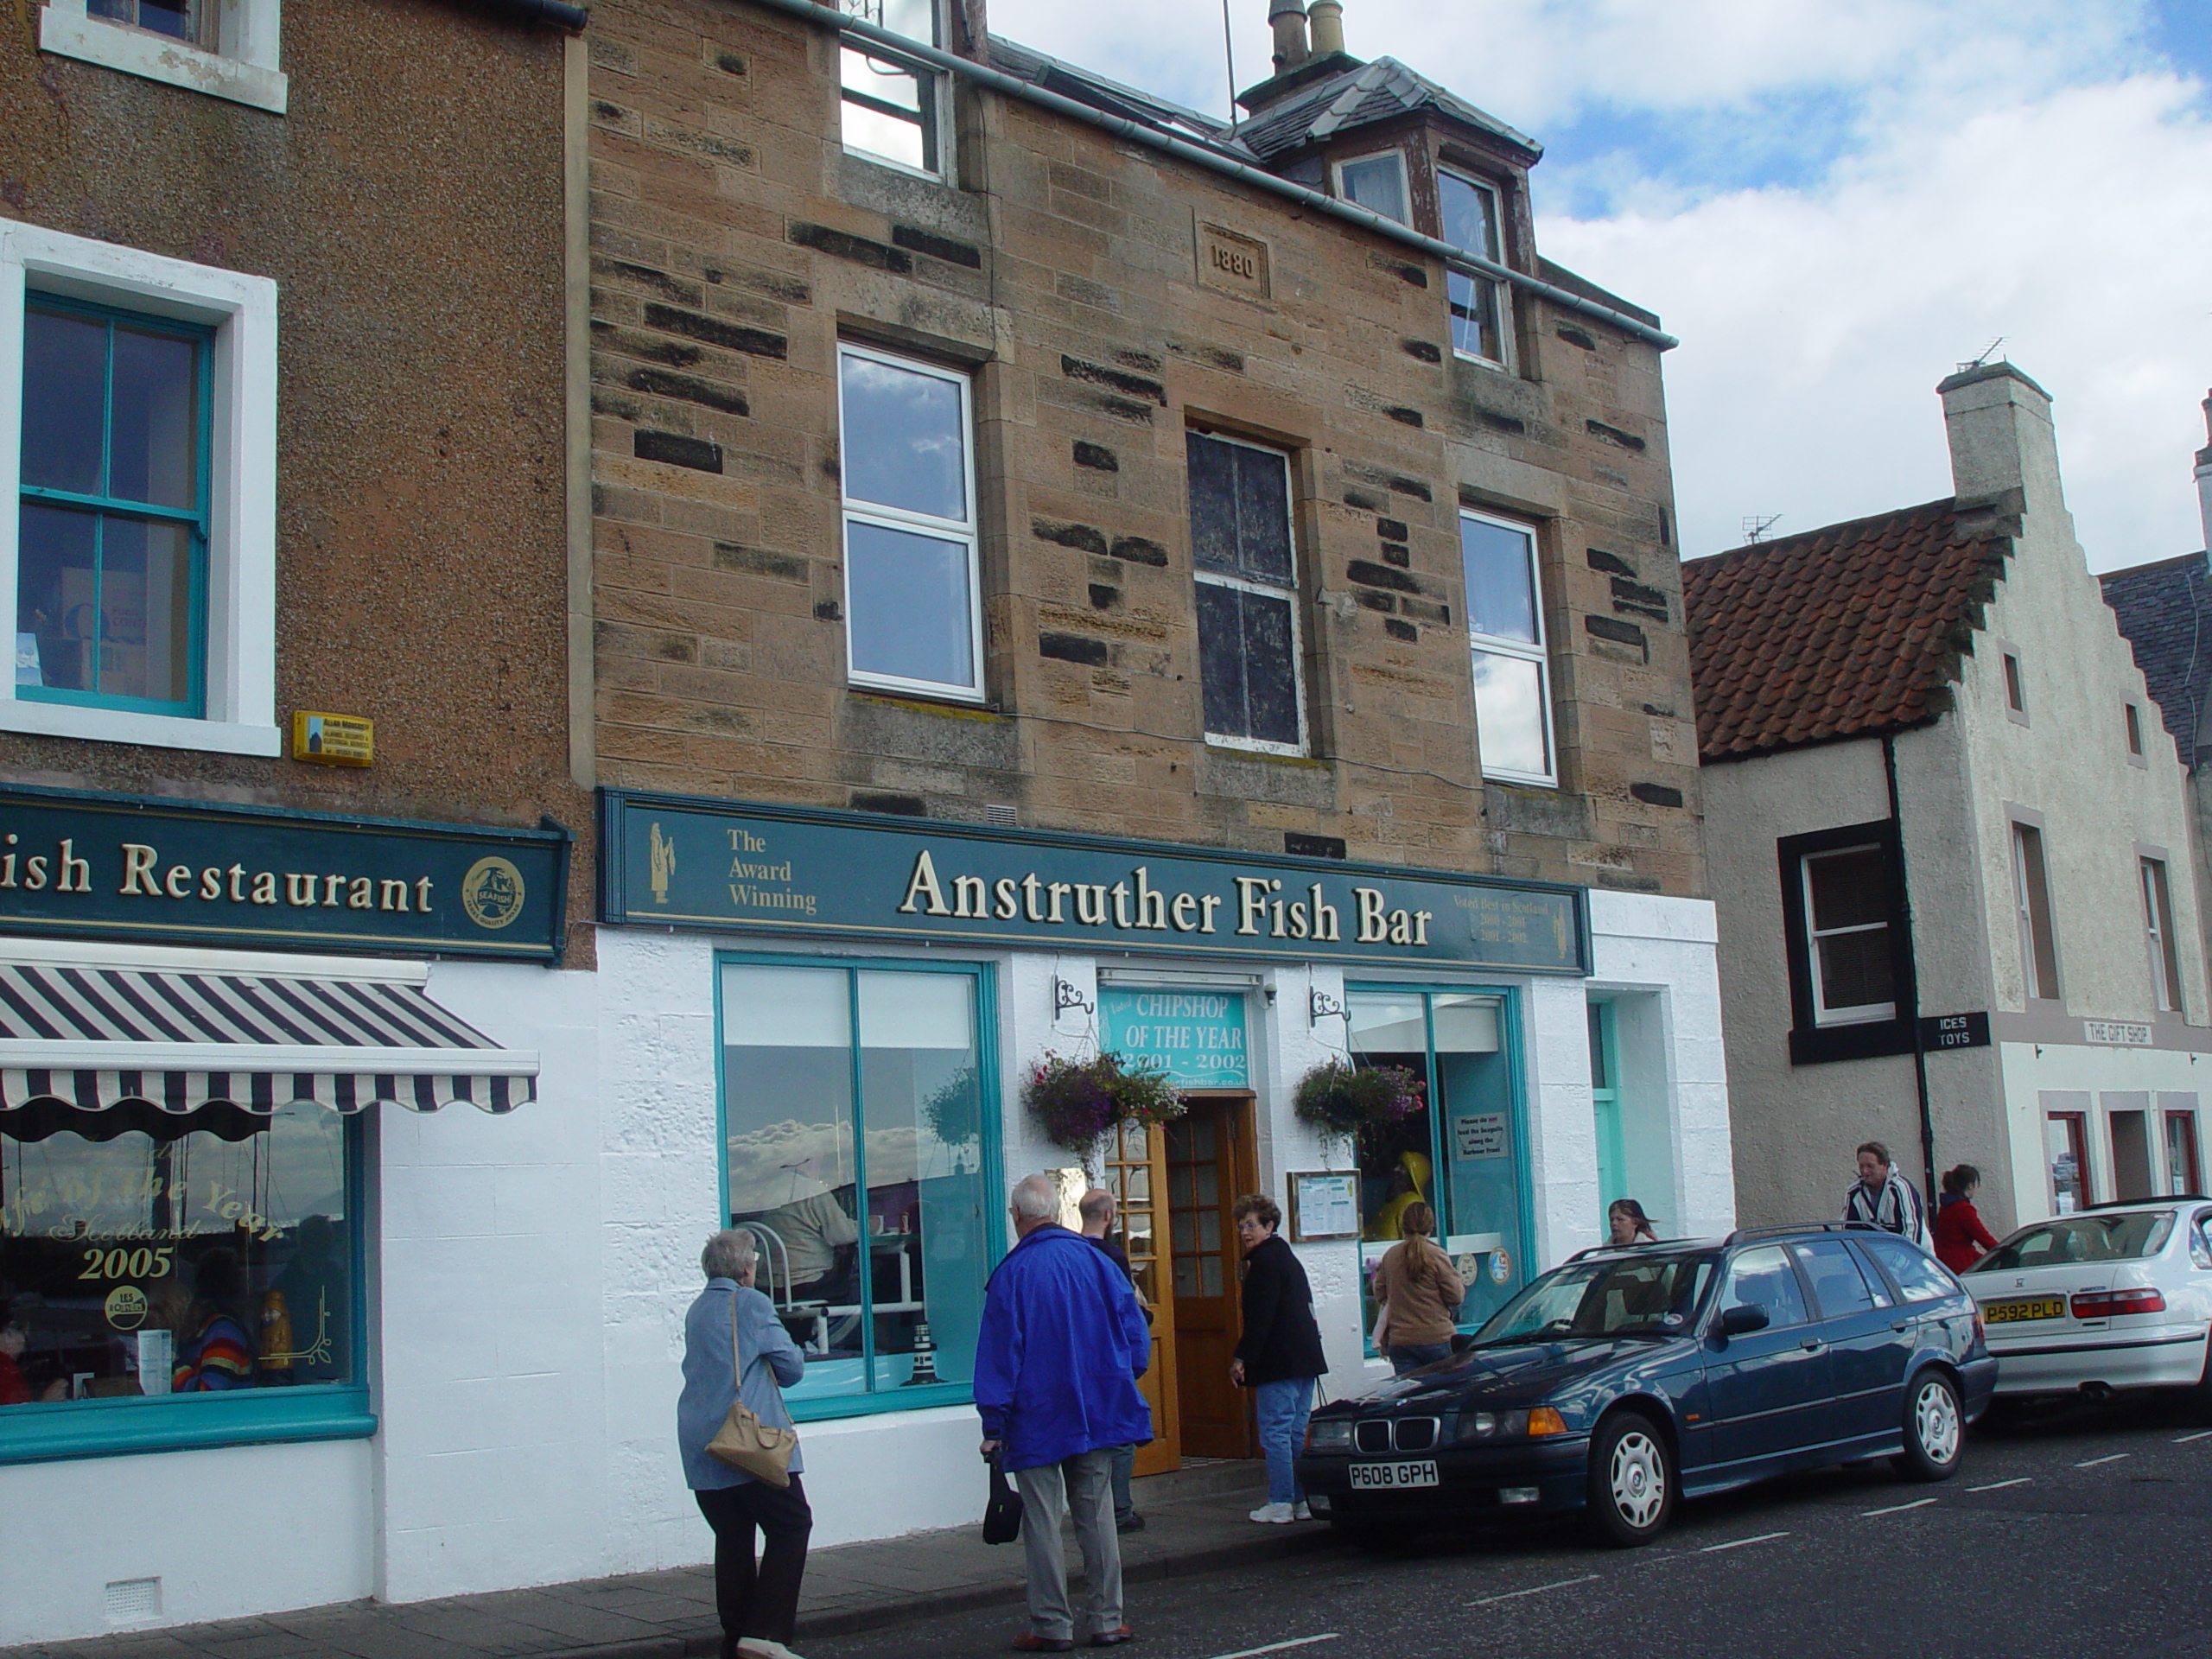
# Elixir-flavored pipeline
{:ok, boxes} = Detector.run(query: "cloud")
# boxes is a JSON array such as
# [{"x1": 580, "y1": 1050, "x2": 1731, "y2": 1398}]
[{"x1": 985, "y1": 0, "x2": 2212, "y2": 569}]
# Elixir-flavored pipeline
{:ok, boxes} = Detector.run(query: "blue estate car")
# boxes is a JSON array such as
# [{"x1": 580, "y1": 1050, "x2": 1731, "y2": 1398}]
[{"x1": 1296, "y1": 1224, "x2": 1998, "y2": 1547}]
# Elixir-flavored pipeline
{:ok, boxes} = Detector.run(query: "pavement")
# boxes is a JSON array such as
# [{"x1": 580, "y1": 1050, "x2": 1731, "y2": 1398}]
[{"x1": 4, "y1": 1460, "x2": 1329, "y2": 1659}]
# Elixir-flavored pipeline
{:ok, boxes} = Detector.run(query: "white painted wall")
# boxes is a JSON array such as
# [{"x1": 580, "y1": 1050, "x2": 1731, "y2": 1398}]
[{"x1": 0, "y1": 1440, "x2": 372, "y2": 1644}]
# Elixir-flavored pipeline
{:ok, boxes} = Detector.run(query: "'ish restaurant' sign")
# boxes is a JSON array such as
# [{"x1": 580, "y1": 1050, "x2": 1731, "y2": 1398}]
[
  {"x1": 601, "y1": 791, "x2": 1589, "y2": 975},
  {"x1": 0, "y1": 784, "x2": 570, "y2": 961}
]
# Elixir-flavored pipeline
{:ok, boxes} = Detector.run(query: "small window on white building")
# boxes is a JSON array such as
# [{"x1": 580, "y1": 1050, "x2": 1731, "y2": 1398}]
[
  {"x1": 1335, "y1": 151, "x2": 1409, "y2": 226},
  {"x1": 2012, "y1": 821, "x2": 2062, "y2": 1000},
  {"x1": 1800, "y1": 844, "x2": 1897, "y2": 1025},
  {"x1": 41, "y1": 0, "x2": 287, "y2": 114},
  {"x1": 1439, "y1": 169, "x2": 1508, "y2": 366},
  {"x1": 1459, "y1": 511, "x2": 1553, "y2": 785},
  {"x1": 836, "y1": 342, "x2": 981, "y2": 701},
  {"x1": 2125, "y1": 702, "x2": 2145, "y2": 760},
  {"x1": 2142, "y1": 855, "x2": 2183, "y2": 1014},
  {"x1": 839, "y1": 0, "x2": 944, "y2": 177},
  {"x1": 2002, "y1": 649, "x2": 2029, "y2": 723}
]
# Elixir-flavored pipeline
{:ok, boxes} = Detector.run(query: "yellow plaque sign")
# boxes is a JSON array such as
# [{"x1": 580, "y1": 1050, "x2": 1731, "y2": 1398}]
[{"x1": 293, "y1": 712, "x2": 374, "y2": 767}]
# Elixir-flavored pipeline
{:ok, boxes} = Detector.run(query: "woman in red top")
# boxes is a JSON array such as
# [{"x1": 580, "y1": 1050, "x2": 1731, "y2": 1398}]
[
  {"x1": 1932, "y1": 1163, "x2": 2001, "y2": 1274},
  {"x1": 0, "y1": 1300, "x2": 31, "y2": 1406}
]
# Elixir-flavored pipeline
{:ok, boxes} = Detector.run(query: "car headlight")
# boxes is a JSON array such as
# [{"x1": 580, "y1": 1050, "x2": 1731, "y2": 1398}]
[
  {"x1": 1306, "y1": 1419, "x2": 1353, "y2": 1452},
  {"x1": 1449, "y1": 1406, "x2": 1569, "y2": 1443}
]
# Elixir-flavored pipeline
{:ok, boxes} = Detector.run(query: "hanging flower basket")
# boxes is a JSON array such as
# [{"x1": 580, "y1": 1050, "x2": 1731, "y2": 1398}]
[
  {"x1": 1293, "y1": 1057, "x2": 1424, "y2": 1145},
  {"x1": 1023, "y1": 1051, "x2": 1188, "y2": 1159}
]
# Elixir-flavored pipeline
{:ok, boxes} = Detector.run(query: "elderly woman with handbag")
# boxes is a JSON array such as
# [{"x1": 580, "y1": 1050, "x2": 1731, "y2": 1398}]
[{"x1": 678, "y1": 1229, "x2": 810, "y2": 1659}]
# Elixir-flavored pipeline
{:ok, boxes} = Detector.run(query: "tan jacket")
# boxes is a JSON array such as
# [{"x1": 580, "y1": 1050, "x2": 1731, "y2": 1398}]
[{"x1": 1376, "y1": 1239, "x2": 1465, "y2": 1346}]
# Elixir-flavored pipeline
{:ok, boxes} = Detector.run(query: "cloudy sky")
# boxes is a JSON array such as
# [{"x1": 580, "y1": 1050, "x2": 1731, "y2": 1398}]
[{"x1": 983, "y1": 1, "x2": 2212, "y2": 571}]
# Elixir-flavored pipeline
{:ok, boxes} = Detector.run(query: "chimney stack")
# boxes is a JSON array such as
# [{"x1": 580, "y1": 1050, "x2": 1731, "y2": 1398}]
[
  {"x1": 1269, "y1": 0, "x2": 1310, "y2": 72},
  {"x1": 2195, "y1": 390, "x2": 2212, "y2": 552},
  {"x1": 1309, "y1": 0, "x2": 1345, "y2": 55},
  {"x1": 1936, "y1": 360, "x2": 2063, "y2": 516}
]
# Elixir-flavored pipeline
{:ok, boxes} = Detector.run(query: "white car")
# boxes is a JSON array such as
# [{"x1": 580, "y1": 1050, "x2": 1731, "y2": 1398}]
[{"x1": 1961, "y1": 1199, "x2": 2212, "y2": 1412}]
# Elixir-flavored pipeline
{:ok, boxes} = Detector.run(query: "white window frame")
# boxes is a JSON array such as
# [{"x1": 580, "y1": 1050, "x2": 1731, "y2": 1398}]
[
  {"x1": 837, "y1": 0, "x2": 949, "y2": 182},
  {"x1": 1332, "y1": 149, "x2": 1411, "y2": 226},
  {"x1": 42, "y1": 0, "x2": 287, "y2": 116},
  {"x1": 1800, "y1": 843, "x2": 1896, "y2": 1026},
  {"x1": 1460, "y1": 507, "x2": 1554, "y2": 787},
  {"x1": 0, "y1": 219, "x2": 278, "y2": 755},
  {"x1": 2142, "y1": 855, "x2": 2183, "y2": 1014},
  {"x1": 1438, "y1": 167, "x2": 1512, "y2": 372},
  {"x1": 1191, "y1": 431, "x2": 1306, "y2": 758},
  {"x1": 836, "y1": 340, "x2": 982, "y2": 703}
]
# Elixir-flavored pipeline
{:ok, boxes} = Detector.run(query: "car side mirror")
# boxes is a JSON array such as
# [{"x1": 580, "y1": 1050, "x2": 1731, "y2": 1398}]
[{"x1": 1718, "y1": 1303, "x2": 1770, "y2": 1338}]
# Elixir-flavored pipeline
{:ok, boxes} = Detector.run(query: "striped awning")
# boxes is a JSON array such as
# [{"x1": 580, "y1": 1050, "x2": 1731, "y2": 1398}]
[{"x1": 0, "y1": 962, "x2": 538, "y2": 1118}]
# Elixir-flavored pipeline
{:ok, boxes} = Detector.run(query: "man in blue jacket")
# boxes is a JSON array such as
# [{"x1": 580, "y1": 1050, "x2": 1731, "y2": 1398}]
[{"x1": 976, "y1": 1173, "x2": 1153, "y2": 1651}]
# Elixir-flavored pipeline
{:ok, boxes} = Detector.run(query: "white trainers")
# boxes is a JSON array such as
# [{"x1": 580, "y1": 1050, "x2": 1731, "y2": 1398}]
[
  {"x1": 1248, "y1": 1501, "x2": 1296, "y2": 1523},
  {"x1": 1292, "y1": 1502, "x2": 1312, "y2": 1521},
  {"x1": 737, "y1": 1642, "x2": 805, "y2": 1659}
]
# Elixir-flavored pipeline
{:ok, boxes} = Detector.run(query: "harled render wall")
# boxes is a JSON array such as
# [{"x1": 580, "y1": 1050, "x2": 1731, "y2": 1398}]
[{"x1": 582, "y1": 0, "x2": 1706, "y2": 898}]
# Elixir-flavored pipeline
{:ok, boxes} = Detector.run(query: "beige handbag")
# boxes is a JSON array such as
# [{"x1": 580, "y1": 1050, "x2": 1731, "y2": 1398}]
[{"x1": 706, "y1": 1287, "x2": 798, "y2": 1487}]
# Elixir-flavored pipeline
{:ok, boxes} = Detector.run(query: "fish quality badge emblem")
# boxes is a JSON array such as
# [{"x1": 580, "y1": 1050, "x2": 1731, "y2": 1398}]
[{"x1": 461, "y1": 856, "x2": 525, "y2": 929}]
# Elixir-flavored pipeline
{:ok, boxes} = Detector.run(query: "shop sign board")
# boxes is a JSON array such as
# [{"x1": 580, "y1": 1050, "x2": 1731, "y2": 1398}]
[
  {"x1": 601, "y1": 791, "x2": 1591, "y2": 976},
  {"x1": 1098, "y1": 988, "x2": 1248, "y2": 1086},
  {"x1": 1453, "y1": 1111, "x2": 1510, "y2": 1159},
  {"x1": 0, "y1": 783, "x2": 570, "y2": 961}
]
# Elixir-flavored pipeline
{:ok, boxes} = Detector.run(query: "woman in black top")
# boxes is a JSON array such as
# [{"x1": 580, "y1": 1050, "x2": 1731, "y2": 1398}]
[{"x1": 1230, "y1": 1193, "x2": 1326, "y2": 1523}]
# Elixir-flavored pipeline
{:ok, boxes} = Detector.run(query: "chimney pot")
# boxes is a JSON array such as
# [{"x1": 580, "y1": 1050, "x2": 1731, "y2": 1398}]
[
  {"x1": 1309, "y1": 0, "x2": 1344, "y2": 55},
  {"x1": 1268, "y1": 0, "x2": 1310, "y2": 71}
]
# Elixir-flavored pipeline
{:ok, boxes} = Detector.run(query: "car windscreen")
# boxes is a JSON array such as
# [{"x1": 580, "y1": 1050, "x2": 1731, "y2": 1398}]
[
  {"x1": 1473, "y1": 1253, "x2": 1718, "y2": 1344},
  {"x1": 1972, "y1": 1211, "x2": 2177, "y2": 1272}
]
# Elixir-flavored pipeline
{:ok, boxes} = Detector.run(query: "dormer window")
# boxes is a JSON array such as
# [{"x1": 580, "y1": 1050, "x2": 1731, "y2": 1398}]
[
  {"x1": 839, "y1": 0, "x2": 945, "y2": 178},
  {"x1": 1439, "y1": 168, "x2": 1507, "y2": 365},
  {"x1": 1335, "y1": 150, "x2": 1409, "y2": 226}
]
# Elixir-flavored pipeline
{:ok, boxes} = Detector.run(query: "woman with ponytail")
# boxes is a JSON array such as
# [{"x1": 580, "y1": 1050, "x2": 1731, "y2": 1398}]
[{"x1": 1372, "y1": 1201, "x2": 1466, "y2": 1375}]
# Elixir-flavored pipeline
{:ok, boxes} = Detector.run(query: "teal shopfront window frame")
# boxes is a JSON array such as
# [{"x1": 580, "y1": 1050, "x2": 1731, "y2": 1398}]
[
  {"x1": 16, "y1": 292, "x2": 215, "y2": 719},
  {"x1": 0, "y1": 1108, "x2": 374, "y2": 1466},
  {"x1": 1350, "y1": 982, "x2": 1535, "y2": 1357},
  {"x1": 714, "y1": 950, "x2": 1003, "y2": 1424}
]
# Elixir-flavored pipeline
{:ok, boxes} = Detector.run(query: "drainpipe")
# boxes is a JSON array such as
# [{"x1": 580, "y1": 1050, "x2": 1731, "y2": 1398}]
[
  {"x1": 488, "y1": 0, "x2": 589, "y2": 29},
  {"x1": 740, "y1": 0, "x2": 1678, "y2": 351},
  {"x1": 1884, "y1": 734, "x2": 1939, "y2": 1204}
]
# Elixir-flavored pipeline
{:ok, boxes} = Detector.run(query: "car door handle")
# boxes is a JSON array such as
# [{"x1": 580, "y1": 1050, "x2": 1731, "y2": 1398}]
[
  {"x1": 1891, "y1": 1321, "x2": 1910, "y2": 1332},
  {"x1": 1800, "y1": 1339, "x2": 1824, "y2": 1353}
]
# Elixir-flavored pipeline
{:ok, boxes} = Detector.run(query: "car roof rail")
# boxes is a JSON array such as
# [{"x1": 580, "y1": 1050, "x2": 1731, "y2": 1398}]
[
  {"x1": 2077, "y1": 1195, "x2": 2209, "y2": 1211},
  {"x1": 1719, "y1": 1220, "x2": 1883, "y2": 1247}
]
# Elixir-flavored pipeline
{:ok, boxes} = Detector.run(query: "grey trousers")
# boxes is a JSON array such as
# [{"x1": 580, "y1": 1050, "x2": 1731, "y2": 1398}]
[{"x1": 1014, "y1": 1448, "x2": 1123, "y2": 1640}]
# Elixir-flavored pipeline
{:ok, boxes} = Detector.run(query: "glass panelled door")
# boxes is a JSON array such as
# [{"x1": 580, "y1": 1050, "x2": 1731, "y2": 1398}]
[
  {"x1": 1105, "y1": 1117, "x2": 1179, "y2": 1475},
  {"x1": 1589, "y1": 1001, "x2": 1624, "y2": 1230}
]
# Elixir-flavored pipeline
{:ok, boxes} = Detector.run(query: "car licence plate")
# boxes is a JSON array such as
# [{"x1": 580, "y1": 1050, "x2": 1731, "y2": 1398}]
[
  {"x1": 1984, "y1": 1296, "x2": 2067, "y2": 1324},
  {"x1": 1349, "y1": 1460, "x2": 1439, "y2": 1490}
]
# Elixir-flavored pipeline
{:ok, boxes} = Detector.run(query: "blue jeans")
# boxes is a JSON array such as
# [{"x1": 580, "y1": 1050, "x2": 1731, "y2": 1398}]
[
  {"x1": 1389, "y1": 1342, "x2": 1452, "y2": 1376},
  {"x1": 1255, "y1": 1377, "x2": 1314, "y2": 1506}
]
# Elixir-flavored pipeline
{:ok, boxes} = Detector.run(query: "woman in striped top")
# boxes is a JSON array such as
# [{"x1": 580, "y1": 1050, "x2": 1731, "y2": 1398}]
[{"x1": 175, "y1": 1249, "x2": 256, "y2": 1392}]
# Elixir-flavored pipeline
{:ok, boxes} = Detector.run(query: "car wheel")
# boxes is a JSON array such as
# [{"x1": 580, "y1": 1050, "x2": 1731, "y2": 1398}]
[
  {"x1": 1585, "y1": 1409, "x2": 1674, "y2": 1548},
  {"x1": 1891, "y1": 1370, "x2": 1964, "y2": 1481}
]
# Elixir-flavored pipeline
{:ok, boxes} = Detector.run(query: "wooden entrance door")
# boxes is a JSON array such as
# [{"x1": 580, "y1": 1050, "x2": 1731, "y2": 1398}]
[
  {"x1": 1166, "y1": 1094, "x2": 1258, "y2": 1459},
  {"x1": 1103, "y1": 1116, "x2": 1180, "y2": 1476}
]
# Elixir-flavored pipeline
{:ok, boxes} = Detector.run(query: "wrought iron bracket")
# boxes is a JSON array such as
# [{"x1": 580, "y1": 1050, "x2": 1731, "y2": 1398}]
[{"x1": 1309, "y1": 988, "x2": 1347, "y2": 1027}]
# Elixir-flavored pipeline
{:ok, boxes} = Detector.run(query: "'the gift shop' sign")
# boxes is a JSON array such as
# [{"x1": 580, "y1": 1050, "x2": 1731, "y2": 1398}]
[
  {"x1": 601, "y1": 791, "x2": 1589, "y2": 975},
  {"x1": 0, "y1": 784, "x2": 569, "y2": 961}
]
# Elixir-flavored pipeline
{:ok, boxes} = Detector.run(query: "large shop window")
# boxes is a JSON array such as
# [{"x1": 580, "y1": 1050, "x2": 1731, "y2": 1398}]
[
  {"x1": 2, "y1": 1105, "x2": 359, "y2": 1430},
  {"x1": 718, "y1": 958, "x2": 995, "y2": 1417},
  {"x1": 1459, "y1": 511, "x2": 1553, "y2": 785},
  {"x1": 836, "y1": 342, "x2": 981, "y2": 701},
  {"x1": 1188, "y1": 430, "x2": 1304, "y2": 753},
  {"x1": 837, "y1": 0, "x2": 944, "y2": 176},
  {"x1": 1347, "y1": 988, "x2": 1528, "y2": 1340}
]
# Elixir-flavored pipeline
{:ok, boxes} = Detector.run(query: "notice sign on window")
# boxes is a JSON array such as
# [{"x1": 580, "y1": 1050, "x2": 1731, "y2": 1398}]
[
  {"x1": 1097, "y1": 988, "x2": 1249, "y2": 1087},
  {"x1": 1454, "y1": 1112, "x2": 1510, "y2": 1160}
]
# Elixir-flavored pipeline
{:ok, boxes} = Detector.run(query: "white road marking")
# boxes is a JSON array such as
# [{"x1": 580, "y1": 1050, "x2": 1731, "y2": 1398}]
[
  {"x1": 1860, "y1": 1497, "x2": 1940, "y2": 1516},
  {"x1": 1966, "y1": 1478, "x2": 2032, "y2": 1492},
  {"x1": 1465, "y1": 1574, "x2": 1601, "y2": 1608},
  {"x1": 1206, "y1": 1637, "x2": 1344, "y2": 1659},
  {"x1": 2174, "y1": 1430, "x2": 2212, "y2": 1444},
  {"x1": 2075, "y1": 1453, "x2": 2130, "y2": 1468},
  {"x1": 1699, "y1": 1530, "x2": 1792, "y2": 1553}
]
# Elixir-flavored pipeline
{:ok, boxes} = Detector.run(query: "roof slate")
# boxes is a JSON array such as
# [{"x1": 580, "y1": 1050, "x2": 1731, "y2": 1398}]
[
  {"x1": 1234, "y1": 56, "x2": 1540, "y2": 162},
  {"x1": 2099, "y1": 550, "x2": 2209, "y2": 760},
  {"x1": 1684, "y1": 498, "x2": 2013, "y2": 764}
]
